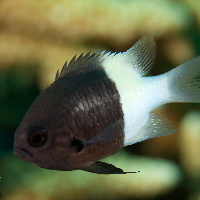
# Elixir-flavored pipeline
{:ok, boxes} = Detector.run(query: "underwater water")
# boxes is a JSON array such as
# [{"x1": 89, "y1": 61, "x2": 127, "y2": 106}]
[{"x1": 0, "y1": 0, "x2": 200, "y2": 199}]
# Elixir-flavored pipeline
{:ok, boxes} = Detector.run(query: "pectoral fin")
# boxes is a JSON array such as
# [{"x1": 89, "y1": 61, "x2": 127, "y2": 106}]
[
  {"x1": 82, "y1": 161, "x2": 138, "y2": 174},
  {"x1": 82, "y1": 119, "x2": 123, "y2": 145}
]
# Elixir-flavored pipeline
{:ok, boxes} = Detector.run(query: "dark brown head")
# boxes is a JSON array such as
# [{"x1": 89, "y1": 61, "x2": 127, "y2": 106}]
[
  {"x1": 14, "y1": 67, "x2": 125, "y2": 171},
  {"x1": 14, "y1": 82, "x2": 84, "y2": 170},
  {"x1": 14, "y1": 51, "x2": 126, "y2": 172}
]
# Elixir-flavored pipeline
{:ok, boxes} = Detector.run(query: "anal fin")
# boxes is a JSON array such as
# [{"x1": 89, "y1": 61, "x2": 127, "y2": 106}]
[{"x1": 125, "y1": 113, "x2": 175, "y2": 146}]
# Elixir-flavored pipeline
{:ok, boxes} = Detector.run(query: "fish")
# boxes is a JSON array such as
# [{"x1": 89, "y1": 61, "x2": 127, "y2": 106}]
[{"x1": 14, "y1": 33, "x2": 200, "y2": 174}]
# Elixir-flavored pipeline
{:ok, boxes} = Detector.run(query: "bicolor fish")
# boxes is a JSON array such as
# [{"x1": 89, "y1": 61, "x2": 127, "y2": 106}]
[{"x1": 14, "y1": 34, "x2": 200, "y2": 174}]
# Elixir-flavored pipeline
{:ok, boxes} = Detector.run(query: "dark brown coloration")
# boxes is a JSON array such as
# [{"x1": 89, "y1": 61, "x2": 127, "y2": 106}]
[
  {"x1": 55, "y1": 51, "x2": 110, "y2": 80},
  {"x1": 14, "y1": 56, "x2": 125, "y2": 173},
  {"x1": 83, "y1": 161, "x2": 139, "y2": 174}
]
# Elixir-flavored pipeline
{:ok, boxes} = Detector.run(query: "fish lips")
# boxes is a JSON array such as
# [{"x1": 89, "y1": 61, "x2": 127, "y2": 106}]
[{"x1": 14, "y1": 147, "x2": 35, "y2": 163}]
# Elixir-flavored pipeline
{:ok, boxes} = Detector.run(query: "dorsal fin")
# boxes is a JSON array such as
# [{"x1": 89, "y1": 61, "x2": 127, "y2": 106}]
[
  {"x1": 55, "y1": 69, "x2": 60, "y2": 81},
  {"x1": 55, "y1": 33, "x2": 156, "y2": 81},
  {"x1": 55, "y1": 51, "x2": 109, "y2": 80},
  {"x1": 124, "y1": 33, "x2": 156, "y2": 75}
]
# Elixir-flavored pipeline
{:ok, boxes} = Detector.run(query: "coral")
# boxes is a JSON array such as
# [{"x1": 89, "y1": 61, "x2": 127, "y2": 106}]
[
  {"x1": 0, "y1": 0, "x2": 196, "y2": 89},
  {"x1": 179, "y1": 111, "x2": 200, "y2": 179},
  {"x1": 0, "y1": 0, "x2": 200, "y2": 199}
]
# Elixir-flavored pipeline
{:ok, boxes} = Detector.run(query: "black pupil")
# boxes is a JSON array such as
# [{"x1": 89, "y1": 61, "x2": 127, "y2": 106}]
[
  {"x1": 32, "y1": 134, "x2": 44, "y2": 144},
  {"x1": 28, "y1": 127, "x2": 48, "y2": 147}
]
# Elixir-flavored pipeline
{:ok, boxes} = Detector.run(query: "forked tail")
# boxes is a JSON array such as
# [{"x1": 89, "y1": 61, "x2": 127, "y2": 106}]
[{"x1": 167, "y1": 56, "x2": 200, "y2": 103}]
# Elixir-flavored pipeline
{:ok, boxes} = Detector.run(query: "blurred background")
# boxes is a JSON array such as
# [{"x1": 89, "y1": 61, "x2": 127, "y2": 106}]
[{"x1": 0, "y1": 0, "x2": 200, "y2": 199}]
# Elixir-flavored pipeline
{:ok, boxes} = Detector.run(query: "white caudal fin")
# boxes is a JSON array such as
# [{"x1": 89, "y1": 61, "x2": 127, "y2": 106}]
[{"x1": 167, "y1": 56, "x2": 200, "y2": 103}]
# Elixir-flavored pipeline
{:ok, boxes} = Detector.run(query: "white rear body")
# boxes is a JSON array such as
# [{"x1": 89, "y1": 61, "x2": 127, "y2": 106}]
[
  {"x1": 103, "y1": 33, "x2": 200, "y2": 146},
  {"x1": 103, "y1": 54, "x2": 169, "y2": 145}
]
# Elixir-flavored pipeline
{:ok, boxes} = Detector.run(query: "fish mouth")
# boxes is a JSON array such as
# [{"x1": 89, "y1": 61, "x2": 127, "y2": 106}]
[{"x1": 14, "y1": 147, "x2": 34, "y2": 162}]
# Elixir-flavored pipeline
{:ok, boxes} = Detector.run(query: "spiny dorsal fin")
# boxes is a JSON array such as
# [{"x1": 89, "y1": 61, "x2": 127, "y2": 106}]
[
  {"x1": 55, "y1": 33, "x2": 156, "y2": 80},
  {"x1": 55, "y1": 69, "x2": 60, "y2": 81},
  {"x1": 124, "y1": 33, "x2": 156, "y2": 75},
  {"x1": 55, "y1": 51, "x2": 109, "y2": 80}
]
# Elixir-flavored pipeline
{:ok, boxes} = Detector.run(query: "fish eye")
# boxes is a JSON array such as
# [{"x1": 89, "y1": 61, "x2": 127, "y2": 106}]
[{"x1": 27, "y1": 126, "x2": 48, "y2": 148}]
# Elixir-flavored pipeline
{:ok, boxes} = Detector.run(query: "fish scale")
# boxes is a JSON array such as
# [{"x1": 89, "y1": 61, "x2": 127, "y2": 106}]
[{"x1": 14, "y1": 33, "x2": 200, "y2": 174}]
